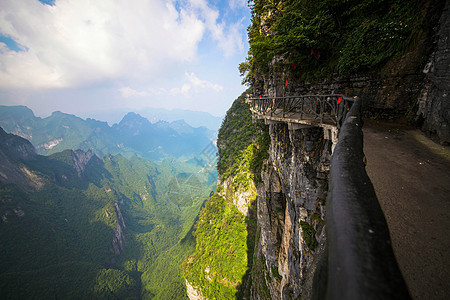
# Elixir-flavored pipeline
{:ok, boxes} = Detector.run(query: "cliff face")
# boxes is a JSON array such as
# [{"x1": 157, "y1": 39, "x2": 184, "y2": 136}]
[
  {"x1": 250, "y1": 124, "x2": 330, "y2": 299},
  {"x1": 0, "y1": 127, "x2": 43, "y2": 191},
  {"x1": 183, "y1": 93, "x2": 331, "y2": 299},
  {"x1": 111, "y1": 203, "x2": 127, "y2": 255},
  {"x1": 71, "y1": 149, "x2": 96, "y2": 177},
  {"x1": 415, "y1": 0, "x2": 450, "y2": 144}
]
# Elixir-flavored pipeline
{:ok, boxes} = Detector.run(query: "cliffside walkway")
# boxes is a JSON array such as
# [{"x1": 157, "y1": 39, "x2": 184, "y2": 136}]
[
  {"x1": 363, "y1": 121, "x2": 450, "y2": 299},
  {"x1": 247, "y1": 94, "x2": 355, "y2": 130}
]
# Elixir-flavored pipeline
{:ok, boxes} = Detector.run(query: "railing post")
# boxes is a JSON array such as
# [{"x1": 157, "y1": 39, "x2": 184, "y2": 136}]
[{"x1": 300, "y1": 97, "x2": 303, "y2": 120}]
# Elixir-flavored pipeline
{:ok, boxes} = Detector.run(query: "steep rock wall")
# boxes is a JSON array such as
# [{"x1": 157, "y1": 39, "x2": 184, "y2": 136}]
[
  {"x1": 415, "y1": 0, "x2": 450, "y2": 144},
  {"x1": 111, "y1": 203, "x2": 126, "y2": 255},
  {"x1": 71, "y1": 149, "x2": 95, "y2": 177},
  {"x1": 251, "y1": 124, "x2": 331, "y2": 299}
]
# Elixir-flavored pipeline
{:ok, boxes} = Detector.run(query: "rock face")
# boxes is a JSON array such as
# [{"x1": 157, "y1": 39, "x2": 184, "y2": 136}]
[
  {"x1": 415, "y1": 0, "x2": 450, "y2": 145},
  {"x1": 0, "y1": 127, "x2": 43, "y2": 190},
  {"x1": 185, "y1": 280, "x2": 205, "y2": 300},
  {"x1": 71, "y1": 149, "x2": 95, "y2": 177},
  {"x1": 220, "y1": 176, "x2": 257, "y2": 217},
  {"x1": 111, "y1": 203, "x2": 126, "y2": 255},
  {"x1": 250, "y1": 124, "x2": 330, "y2": 299}
]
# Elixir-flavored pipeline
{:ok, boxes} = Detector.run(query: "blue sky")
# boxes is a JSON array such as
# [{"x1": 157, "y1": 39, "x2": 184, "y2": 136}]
[{"x1": 0, "y1": 0, "x2": 250, "y2": 120}]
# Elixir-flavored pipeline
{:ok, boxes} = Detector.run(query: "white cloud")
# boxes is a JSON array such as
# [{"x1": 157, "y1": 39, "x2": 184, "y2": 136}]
[
  {"x1": 188, "y1": 0, "x2": 244, "y2": 57},
  {"x1": 185, "y1": 72, "x2": 223, "y2": 91},
  {"x1": 120, "y1": 72, "x2": 222, "y2": 99},
  {"x1": 158, "y1": 72, "x2": 223, "y2": 97},
  {"x1": 119, "y1": 87, "x2": 148, "y2": 98},
  {"x1": 169, "y1": 83, "x2": 191, "y2": 97},
  {"x1": 0, "y1": 0, "x2": 244, "y2": 89},
  {"x1": 229, "y1": 0, "x2": 247, "y2": 10}
]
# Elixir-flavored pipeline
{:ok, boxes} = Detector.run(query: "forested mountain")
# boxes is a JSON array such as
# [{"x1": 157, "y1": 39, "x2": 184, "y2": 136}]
[
  {"x1": 0, "y1": 105, "x2": 216, "y2": 160},
  {"x1": 0, "y1": 127, "x2": 214, "y2": 299}
]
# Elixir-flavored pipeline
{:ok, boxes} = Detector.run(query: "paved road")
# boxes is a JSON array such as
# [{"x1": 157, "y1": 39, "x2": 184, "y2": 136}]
[{"x1": 363, "y1": 120, "x2": 450, "y2": 300}]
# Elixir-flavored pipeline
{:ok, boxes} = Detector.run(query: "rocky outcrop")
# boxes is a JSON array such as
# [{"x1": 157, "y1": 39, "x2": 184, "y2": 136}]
[
  {"x1": 185, "y1": 280, "x2": 205, "y2": 300},
  {"x1": 111, "y1": 203, "x2": 126, "y2": 255},
  {"x1": 250, "y1": 124, "x2": 330, "y2": 299},
  {"x1": 36, "y1": 138, "x2": 63, "y2": 150},
  {"x1": 220, "y1": 176, "x2": 257, "y2": 217},
  {"x1": 415, "y1": 1, "x2": 450, "y2": 145},
  {"x1": 71, "y1": 149, "x2": 96, "y2": 177},
  {"x1": 0, "y1": 127, "x2": 43, "y2": 191}
]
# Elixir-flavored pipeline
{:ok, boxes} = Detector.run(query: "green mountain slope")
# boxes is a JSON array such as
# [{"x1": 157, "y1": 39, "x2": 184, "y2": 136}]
[
  {"x1": 0, "y1": 127, "x2": 214, "y2": 299},
  {"x1": 182, "y1": 91, "x2": 269, "y2": 299}
]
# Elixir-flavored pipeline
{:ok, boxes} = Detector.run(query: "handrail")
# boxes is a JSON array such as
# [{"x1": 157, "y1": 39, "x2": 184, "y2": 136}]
[
  {"x1": 324, "y1": 97, "x2": 410, "y2": 299},
  {"x1": 246, "y1": 94, "x2": 355, "y2": 129}
]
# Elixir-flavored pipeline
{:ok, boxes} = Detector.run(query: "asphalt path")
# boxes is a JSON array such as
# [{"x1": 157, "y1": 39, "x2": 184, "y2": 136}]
[{"x1": 363, "y1": 120, "x2": 450, "y2": 299}]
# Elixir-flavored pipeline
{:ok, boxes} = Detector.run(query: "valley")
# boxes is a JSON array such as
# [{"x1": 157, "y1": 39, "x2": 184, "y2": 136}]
[{"x1": 0, "y1": 108, "x2": 217, "y2": 299}]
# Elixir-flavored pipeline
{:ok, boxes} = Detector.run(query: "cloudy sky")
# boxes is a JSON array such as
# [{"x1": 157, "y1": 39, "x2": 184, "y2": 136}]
[{"x1": 0, "y1": 0, "x2": 250, "y2": 121}]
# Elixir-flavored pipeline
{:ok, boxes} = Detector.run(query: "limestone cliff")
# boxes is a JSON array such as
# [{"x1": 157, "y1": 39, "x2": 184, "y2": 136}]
[
  {"x1": 71, "y1": 149, "x2": 96, "y2": 177},
  {"x1": 111, "y1": 202, "x2": 127, "y2": 255},
  {"x1": 250, "y1": 125, "x2": 330, "y2": 299},
  {"x1": 183, "y1": 92, "x2": 331, "y2": 299},
  {"x1": 415, "y1": 0, "x2": 450, "y2": 144}
]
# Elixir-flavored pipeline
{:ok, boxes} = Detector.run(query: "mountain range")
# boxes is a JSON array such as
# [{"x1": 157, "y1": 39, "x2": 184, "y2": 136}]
[
  {"x1": 79, "y1": 107, "x2": 224, "y2": 131},
  {"x1": 0, "y1": 105, "x2": 216, "y2": 161}
]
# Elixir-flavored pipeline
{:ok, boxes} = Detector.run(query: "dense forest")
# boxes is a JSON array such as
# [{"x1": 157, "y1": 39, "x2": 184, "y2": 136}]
[
  {"x1": 0, "y1": 126, "x2": 215, "y2": 299},
  {"x1": 240, "y1": 0, "x2": 421, "y2": 83}
]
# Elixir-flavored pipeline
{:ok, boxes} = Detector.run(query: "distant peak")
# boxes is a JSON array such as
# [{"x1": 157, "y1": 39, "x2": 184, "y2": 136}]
[
  {"x1": 119, "y1": 112, "x2": 151, "y2": 124},
  {"x1": 0, "y1": 105, "x2": 35, "y2": 119},
  {"x1": 171, "y1": 119, "x2": 189, "y2": 126}
]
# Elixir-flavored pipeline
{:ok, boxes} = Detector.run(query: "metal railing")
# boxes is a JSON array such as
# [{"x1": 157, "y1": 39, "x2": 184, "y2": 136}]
[
  {"x1": 247, "y1": 95, "x2": 355, "y2": 129},
  {"x1": 323, "y1": 97, "x2": 410, "y2": 299},
  {"x1": 248, "y1": 95, "x2": 410, "y2": 298}
]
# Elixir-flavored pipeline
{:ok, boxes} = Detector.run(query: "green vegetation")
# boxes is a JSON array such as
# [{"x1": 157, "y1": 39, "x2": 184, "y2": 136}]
[
  {"x1": 94, "y1": 269, "x2": 138, "y2": 299},
  {"x1": 217, "y1": 91, "x2": 269, "y2": 182},
  {"x1": 300, "y1": 220, "x2": 318, "y2": 251},
  {"x1": 182, "y1": 195, "x2": 248, "y2": 299},
  {"x1": 183, "y1": 91, "x2": 268, "y2": 299},
  {"x1": 0, "y1": 144, "x2": 214, "y2": 298},
  {"x1": 240, "y1": 0, "x2": 421, "y2": 83}
]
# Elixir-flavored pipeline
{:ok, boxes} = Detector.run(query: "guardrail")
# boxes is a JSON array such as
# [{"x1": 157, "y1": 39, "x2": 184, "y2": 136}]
[
  {"x1": 323, "y1": 97, "x2": 410, "y2": 299},
  {"x1": 247, "y1": 94, "x2": 410, "y2": 298},
  {"x1": 247, "y1": 95, "x2": 355, "y2": 129}
]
